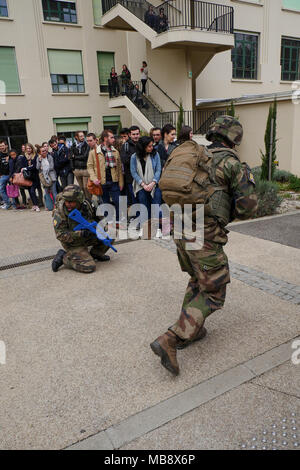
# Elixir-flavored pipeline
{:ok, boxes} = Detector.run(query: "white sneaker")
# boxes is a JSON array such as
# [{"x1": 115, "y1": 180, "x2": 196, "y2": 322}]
[
  {"x1": 155, "y1": 229, "x2": 162, "y2": 239},
  {"x1": 35, "y1": 207, "x2": 40, "y2": 212}
]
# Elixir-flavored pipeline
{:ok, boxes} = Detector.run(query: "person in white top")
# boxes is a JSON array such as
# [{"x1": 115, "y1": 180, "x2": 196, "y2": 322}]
[{"x1": 141, "y1": 61, "x2": 148, "y2": 95}]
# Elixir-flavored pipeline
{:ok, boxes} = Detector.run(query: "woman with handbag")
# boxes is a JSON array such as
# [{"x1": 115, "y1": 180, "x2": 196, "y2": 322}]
[
  {"x1": 24, "y1": 143, "x2": 44, "y2": 211},
  {"x1": 7, "y1": 149, "x2": 21, "y2": 210},
  {"x1": 36, "y1": 145, "x2": 58, "y2": 211}
]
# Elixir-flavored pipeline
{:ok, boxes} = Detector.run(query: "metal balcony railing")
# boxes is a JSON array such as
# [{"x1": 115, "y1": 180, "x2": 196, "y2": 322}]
[{"x1": 102, "y1": 0, "x2": 234, "y2": 34}]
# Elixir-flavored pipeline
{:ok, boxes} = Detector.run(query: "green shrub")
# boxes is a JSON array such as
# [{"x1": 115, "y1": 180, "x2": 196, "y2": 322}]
[
  {"x1": 281, "y1": 193, "x2": 293, "y2": 199},
  {"x1": 251, "y1": 166, "x2": 262, "y2": 182},
  {"x1": 288, "y1": 175, "x2": 300, "y2": 192},
  {"x1": 255, "y1": 179, "x2": 282, "y2": 217},
  {"x1": 273, "y1": 169, "x2": 294, "y2": 183}
]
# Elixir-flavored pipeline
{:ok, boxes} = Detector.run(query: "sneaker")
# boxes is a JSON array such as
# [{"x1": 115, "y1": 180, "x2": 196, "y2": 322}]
[
  {"x1": 155, "y1": 229, "x2": 162, "y2": 239},
  {"x1": 35, "y1": 207, "x2": 40, "y2": 212},
  {"x1": 2, "y1": 204, "x2": 11, "y2": 210}
]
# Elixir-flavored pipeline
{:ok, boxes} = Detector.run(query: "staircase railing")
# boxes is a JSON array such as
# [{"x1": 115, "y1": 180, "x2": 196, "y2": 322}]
[
  {"x1": 148, "y1": 77, "x2": 180, "y2": 109},
  {"x1": 102, "y1": 0, "x2": 234, "y2": 34}
]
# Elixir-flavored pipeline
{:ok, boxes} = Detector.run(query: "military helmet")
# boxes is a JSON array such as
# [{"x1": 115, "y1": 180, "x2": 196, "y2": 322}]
[
  {"x1": 62, "y1": 185, "x2": 84, "y2": 204},
  {"x1": 206, "y1": 115, "x2": 243, "y2": 146}
]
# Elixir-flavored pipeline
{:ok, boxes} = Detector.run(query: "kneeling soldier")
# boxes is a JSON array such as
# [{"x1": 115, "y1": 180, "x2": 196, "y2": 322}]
[{"x1": 52, "y1": 185, "x2": 111, "y2": 273}]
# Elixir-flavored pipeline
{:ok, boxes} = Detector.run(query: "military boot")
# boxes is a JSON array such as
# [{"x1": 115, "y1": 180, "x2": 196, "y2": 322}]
[
  {"x1": 150, "y1": 331, "x2": 181, "y2": 376},
  {"x1": 176, "y1": 327, "x2": 207, "y2": 350},
  {"x1": 52, "y1": 249, "x2": 66, "y2": 272},
  {"x1": 91, "y1": 253, "x2": 110, "y2": 262}
]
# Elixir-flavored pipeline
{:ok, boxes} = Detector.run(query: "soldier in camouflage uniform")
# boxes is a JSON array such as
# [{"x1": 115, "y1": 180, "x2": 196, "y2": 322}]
[
  {"x1": 151, "y1": 116, "x2": 258, "y2": 375},
  {"x1": 52, "y1": 185, "x2": 111, "y2": 274}
]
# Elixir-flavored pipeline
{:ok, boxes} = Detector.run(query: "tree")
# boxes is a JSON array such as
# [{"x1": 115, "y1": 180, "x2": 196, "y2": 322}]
[
  {"x1": 260, "y1": 98, "x2": 277, "y2": 181},
  {"x1": 227, "y1": 100, "x2": 235, "y2": 117},
  {"x1": 177, "y1": 99, "x2": 184, "y2": 136}
]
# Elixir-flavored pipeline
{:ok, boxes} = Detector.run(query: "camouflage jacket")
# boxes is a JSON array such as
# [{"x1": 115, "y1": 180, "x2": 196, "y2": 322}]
[
  {"x1": 204, "y1": 143, "x2": 258, "y2": 244},
  {"x1": 53, "y1": 196, "x2": 97, "y2": 248}
]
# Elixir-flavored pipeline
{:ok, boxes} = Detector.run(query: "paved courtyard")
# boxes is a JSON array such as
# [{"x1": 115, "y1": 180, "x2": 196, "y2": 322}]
[{"x1": 0, "y1": 209, "x2": 299, "y2": 450}]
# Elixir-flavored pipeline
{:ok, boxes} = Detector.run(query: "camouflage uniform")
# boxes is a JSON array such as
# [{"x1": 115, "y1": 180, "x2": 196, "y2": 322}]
[
  {"x1": 53, "y1": 185, "x2": 110, "y2": 273},
  {"x1": 169, "y1": 116, "x2": 258, "y2": 342}
]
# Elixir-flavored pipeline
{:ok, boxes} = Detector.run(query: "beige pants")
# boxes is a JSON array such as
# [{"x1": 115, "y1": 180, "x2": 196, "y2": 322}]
[{"x1": 74, "y1": 169, "x2": 90, "y2": 199}]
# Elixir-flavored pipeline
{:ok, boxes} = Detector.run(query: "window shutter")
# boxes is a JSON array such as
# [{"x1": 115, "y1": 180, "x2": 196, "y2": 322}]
[
  {"x1": 97, "y1": 52, "x2": 115, "y2": 86},
  {"x1": 0, "y1": 47, "x2": 21, "y2": 93},
  {"x1": 48, "y1": 50, "x2": 83, "y2": 75}
]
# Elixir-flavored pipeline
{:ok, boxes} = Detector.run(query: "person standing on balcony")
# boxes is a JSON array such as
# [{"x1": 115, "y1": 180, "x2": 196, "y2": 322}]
[
  {"x1": 110, "y1": 67, "x2": 120, "y2": 97},
  {"x1": 140, "y1": 61, "x2": 148, "y2": 95},
  {"x1": 157, "y1": 124, "x2": 177, "y2": 167},
  {"x1": 156, "y1": 8, "x2": 168, "y2": 33},
  {"x1": 121, "y1": 64, "x2": 131, "y2": 95},
  {"x1": 144, "y1": 5, "x2": 156, "y2": 30}
]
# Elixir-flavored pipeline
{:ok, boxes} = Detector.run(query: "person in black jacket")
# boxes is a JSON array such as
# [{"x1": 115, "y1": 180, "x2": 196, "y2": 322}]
[
  {"x1": 49, "y1": 136, "x2": 74, "y2": 191},
  {"x1": 120, "y1": 126, "x2": 140, "y2": 206},
  {"x1": 0, "y1": 140, "x2": 10, "y2": 209},
  {"x1": 70, "y1": 131, "x2": 91, "y2": 199}
]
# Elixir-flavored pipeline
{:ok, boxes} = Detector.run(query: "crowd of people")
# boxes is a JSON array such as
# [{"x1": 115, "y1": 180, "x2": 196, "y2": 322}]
[{"x1": 0, "y1": 124, "x2": 193, "y2": 227}]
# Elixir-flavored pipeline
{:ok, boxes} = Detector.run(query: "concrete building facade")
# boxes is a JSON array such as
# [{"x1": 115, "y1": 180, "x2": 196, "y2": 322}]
[{"x1": 1, "y1": 0, "x2": 300, "y2": 174}]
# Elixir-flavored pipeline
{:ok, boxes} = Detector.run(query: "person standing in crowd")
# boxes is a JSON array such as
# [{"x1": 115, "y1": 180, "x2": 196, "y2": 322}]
[
  {"x1": 36, "y1": 145, "x2": 57, "y2": 210},
  {"x1": 177, "y1": 125, "x2": 193, "y2": 145},
  {"x1": 150, "y1": 116, "x2": 258, "y2": 376},
  {"x1": 71, "y1": 131, "x2": 90, "y2": 200},
  {"x1": 24, "y1": 143, "x2": 42, "y2": 212},
  {"x1": 130, "y1": 136, "x2": 162, "y2": 230},
  {"x1": 144, "y1": 5, "x2": 156, "y2": 29},
  {"x1": 120, "y1": 128, "x2": 129, "y2": 145},
  {"x1": 110, "y1": 67, "x2": 120, "y2": 97},
  {"x1": 150, "y1": 127, "x2": 162, "y2": 152},
  {"x1": 120, "y1": 125, "x2": 140, "y2": 206},
  {"x1": 86, "y1": 133, "x2": 98, "y2": 154},
  {"x1": 49, "y1": 136, "x2": 73, "y2": 191},
  {"x1": 121, "y1": 64, "x2": 131, "y2": 95},
  {"x1": 7, "y1": 149, "x2": 20, "y2": 210},
  {"x1": 21, "y1": 144, "x2": 26, "y2": 156},
  {"x1": 0, "y1": 140, "x2": 10, "y2": 210},
  {"x1": 141, "y1": 61, "x2": 148, "y2": 95},
  {"x1": 157, "y1": 124, "x2": 177, "y2": 167},
  {"x1": 88, "y1": 129, "x2": 124, "y2": 224}
]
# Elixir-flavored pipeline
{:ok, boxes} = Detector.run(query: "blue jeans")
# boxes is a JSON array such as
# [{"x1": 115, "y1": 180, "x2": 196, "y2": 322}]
[
  {"x1": 44, "y1": 182, "x2": 58, "y2": 210},
  {"x1": 101, "y1": 181, "x2": 121, "y2": 221},
  {"x1": 127, "y1": 183, "x2": 137, "y2": 206},
  {"x1": 137, "y1": 186, "x2": 162, "y2": 226},
  {"x1": 0, "y1": 175, "x2": 10, "y2": 205}
]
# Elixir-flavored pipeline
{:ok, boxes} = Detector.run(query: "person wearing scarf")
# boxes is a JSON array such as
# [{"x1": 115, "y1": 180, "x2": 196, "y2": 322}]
[
  {"x1": 87, "y1": 130, "x2": 124, "y2": 224},
  {"x1": 130, "y1": 136, "x2": 162, "y2": 230}
]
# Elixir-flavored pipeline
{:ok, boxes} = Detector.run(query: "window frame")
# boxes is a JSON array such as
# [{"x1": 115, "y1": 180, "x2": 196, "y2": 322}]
[
  {"x1": 50, "y1": 73, "x2": 85, "y2": 93},
  {"x1": 231, "y1": 31, "x2": 259, "y2": 80},
  {"x1": 281, "y1": 36, "x2": 300, "y2": 82},
  {"x1": 42, "y1": 0, "x2": 78, "y2": 24},
  {"x1": 0, "y1": 0, "x2": 9, "y2": 17}
]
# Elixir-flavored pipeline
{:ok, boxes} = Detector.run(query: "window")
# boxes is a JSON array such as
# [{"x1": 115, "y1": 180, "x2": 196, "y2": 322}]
[
  {"x1": 0, "y1": 0, "x2": 8, "y2": 17},
  {"x1": 103, "y1": 115, "x2": 121, "y2": 135},
  {"x1": 283, "y1": 0, "x2": 300, "y2": 11},
  {"x1": 48, "y1": 49, "x2": 84, "y2": 93},
  {"x1": 281, "y1": 37, "x2": 300, "y2": 81},
  {"x1": 93, "y1": 0, "x2": 102, "y2": 25},
  {"x1": 232, "y1": 33, "x2": 259, "y2": 80},
  {"x1": 0, "y1": 120, "x2": 27, "y2": 152},
  {"x1": 42, "y1": 0, "x2": 77, "y2": 23},
  {"x1": 97, "y1": 52, "x2": 115, "y2": 93},
  {"x1": 0, "y1": 47, "x2": 21, "y2": 93}
]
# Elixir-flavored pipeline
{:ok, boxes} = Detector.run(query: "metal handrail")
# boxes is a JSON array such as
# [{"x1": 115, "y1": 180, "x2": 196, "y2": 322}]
[
  {"x1": 102, "y1": 0, "x2": 234, "y2": 35},
  {"x1": 148, "y1": 77, "x2": 180, "y2": 109}
]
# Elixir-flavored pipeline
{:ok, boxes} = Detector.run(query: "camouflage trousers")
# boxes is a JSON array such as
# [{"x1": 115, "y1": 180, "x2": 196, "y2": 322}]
[
  {"x1": 62, "y1": 239, "x2": 110, "y2": 274},
  {"x1": 169, "y1": 239, "x2": 230, "y2": 341}
]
